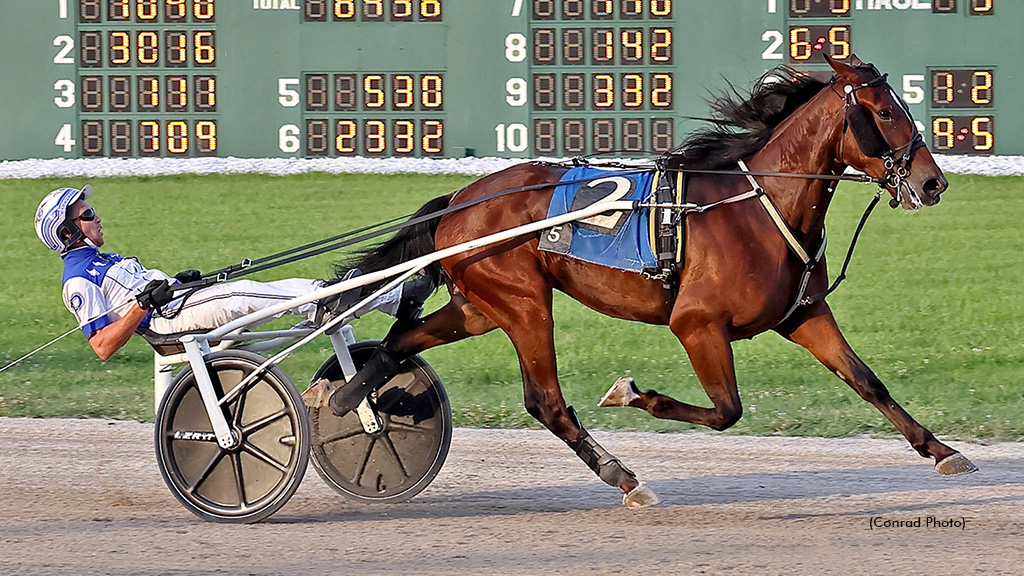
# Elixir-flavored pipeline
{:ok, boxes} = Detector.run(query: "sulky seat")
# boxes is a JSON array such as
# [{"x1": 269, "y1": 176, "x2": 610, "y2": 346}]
[{"x1": 136, "y1": 326, "x2": 224, "y2": 356}]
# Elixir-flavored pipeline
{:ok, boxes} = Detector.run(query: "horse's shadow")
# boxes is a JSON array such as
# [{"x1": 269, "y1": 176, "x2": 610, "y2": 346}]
[{"x1": 273, "y1": 457, "x2": 1024, "y2": 524}]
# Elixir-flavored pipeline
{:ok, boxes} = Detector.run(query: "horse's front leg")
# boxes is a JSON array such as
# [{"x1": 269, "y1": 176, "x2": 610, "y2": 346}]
[
  {"x1": 602, "y1": 320, "x2": 744, "y2": 432},
  {"x1": 779, "y1": 305, "x2": 977, "y2": 475}
]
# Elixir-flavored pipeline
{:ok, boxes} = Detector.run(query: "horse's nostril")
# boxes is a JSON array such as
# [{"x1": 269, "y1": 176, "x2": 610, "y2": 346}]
[{"x1": 923, "y1": 178, "x2": 945, "y2": 198}]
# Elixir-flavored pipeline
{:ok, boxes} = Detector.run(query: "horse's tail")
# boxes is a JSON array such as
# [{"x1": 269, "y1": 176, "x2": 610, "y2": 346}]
[{"x1": 333, "y1": 193, "x2": 453, "y2": 287}]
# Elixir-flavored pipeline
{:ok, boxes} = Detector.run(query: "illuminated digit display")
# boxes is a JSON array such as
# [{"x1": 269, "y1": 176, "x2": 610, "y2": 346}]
[
  {"x1": 3, "y1": 0, "x2": 1019, "y2": 161},
  {"x1": 931, "y1": 69, "x2": 993, "y2": 108},
  {"x1": 592, "y1": 0, "x2": 613, "y2": 19},
  {"x1": 166, "y1": 0, "x2": 188, "y2": 22},
  {"x1": 302, "y1": 71, "x2": 445, "y2": 156},
  {"x1": 789, "y1": 0, "x2": 850, "y2": 18},
  {"x1": 71, "y1": 1, "x2": 217, "y2": 157},
  {"x1": 532, "y1": 25, "x2": 672, "y2": 66},
  {"x1": 931, "y1": 116, "x2": 994, "y2": 154},
  {"x1": 969, "y1": 0, "x2": 994, "y2": 15},
  {"x1": 525, "y1": 3, "x2": 676, "y2": 155},
  {"x1": 303, "y1": 0, "x2": 442, "y2": 22},
  {"x1": 788, "y1": 25, "x2": 850, "y2": 63},
  {"x1": 138, "y1": 75, "x2": 160, "y2": 111}
]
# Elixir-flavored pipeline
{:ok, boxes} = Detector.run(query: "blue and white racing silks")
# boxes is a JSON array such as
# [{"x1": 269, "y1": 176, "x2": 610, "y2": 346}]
[
  {"x1": 61, "y1": 246, "x2": 170, "y2": 337},
  {"x1": 60, "y1": 247, "x2": 400, "y2": 341}
]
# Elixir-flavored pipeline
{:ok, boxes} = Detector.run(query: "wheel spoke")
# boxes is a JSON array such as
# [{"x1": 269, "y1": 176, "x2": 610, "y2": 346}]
[
  {"x1": 242, "y1": 440, "x2": 289, "y2": 473},
  {"x1": 241, "y1": 408, "x2": 289, "y2": 435},
  {"x1": 185, "y1": 449, "x2": 226, "y2": 495},
  {"x1": 231, "y1": 452, "x2": 248, "y2": 508},
  {"x1": 380, "y1": 432, "x2": 410, "y2": 478},
  {"x1": 317, "y1": 425, "x2": 365, "y2": 446},
  {"x1": 387, "y1": 420, "x2": 438, "y2": 435},
  {"x1": 352, "y1": 436, "x2": 377, "y2": 484}
]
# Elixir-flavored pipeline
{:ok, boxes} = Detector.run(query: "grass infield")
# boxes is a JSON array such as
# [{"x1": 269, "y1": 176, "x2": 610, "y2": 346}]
[{"x1": 1, "y1": 171, "x2": 1021, "y2": 440}]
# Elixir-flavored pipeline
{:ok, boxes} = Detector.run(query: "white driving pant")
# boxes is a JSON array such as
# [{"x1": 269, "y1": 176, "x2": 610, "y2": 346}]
[{"x1": 148, "y1": 278, "x2": 401, "y2": 334}]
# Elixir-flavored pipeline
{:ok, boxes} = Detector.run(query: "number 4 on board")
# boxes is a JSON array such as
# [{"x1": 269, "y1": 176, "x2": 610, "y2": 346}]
[{"x1": 55, "y1": 124, "x2": 76, "y2": 152}]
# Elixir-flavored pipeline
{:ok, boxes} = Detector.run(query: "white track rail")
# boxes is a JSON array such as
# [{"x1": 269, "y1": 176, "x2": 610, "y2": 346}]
[{"x1": 3, "y1": 155, "x2": 1022, "y2": 179}]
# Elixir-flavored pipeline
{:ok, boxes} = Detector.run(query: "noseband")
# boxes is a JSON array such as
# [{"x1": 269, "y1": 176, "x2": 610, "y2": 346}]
[{"x1": 836, "y1": 70, "x2": 926, "y2": 206}]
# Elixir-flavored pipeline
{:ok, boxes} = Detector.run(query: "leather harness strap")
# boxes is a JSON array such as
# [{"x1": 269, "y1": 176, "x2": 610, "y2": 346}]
[{"x1": 736, "y1": 160, "x2": 828, "y2": 327}]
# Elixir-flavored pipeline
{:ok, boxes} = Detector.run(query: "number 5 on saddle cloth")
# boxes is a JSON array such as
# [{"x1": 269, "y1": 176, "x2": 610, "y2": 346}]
[{"x1": 538, "y1": 165, "x2": 684, "y2": 280}]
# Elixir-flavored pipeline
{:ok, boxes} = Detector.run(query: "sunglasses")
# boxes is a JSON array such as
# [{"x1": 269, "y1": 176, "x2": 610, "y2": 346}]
[{"x1": 73, "y1": 207, "x2": 97, "y2": 222}]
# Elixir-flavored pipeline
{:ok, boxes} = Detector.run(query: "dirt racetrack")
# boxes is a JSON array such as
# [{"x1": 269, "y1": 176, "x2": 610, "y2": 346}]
[{"x1": 1, "y1": 417, "x2": 1022, "y2": 575}]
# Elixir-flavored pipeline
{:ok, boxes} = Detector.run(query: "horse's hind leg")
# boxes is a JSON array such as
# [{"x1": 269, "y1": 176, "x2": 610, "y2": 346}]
[
  {"x1": 327, "y1": 289, "x2": 496, "y2": 415},
  {"x1": 454, "y1": 266, "x2": 656, "y2": 508},
  {"x1": 384, "y1": 288, "x2": 499, "y2": 355},
  {"x1": 779, "y1": 306, "x2": 977, "y2": 475}
]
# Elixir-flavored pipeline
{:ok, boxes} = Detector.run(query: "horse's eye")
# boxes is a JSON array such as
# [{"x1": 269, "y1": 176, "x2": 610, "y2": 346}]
[{"x1": 877, "y1": 109, "x2": 893, "y2": 121}]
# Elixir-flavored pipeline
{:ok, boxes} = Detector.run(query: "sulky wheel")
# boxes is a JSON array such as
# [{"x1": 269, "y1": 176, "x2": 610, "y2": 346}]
[
  {"x1": 154, "y1": 350, "x2": 310, "y2": 523},
  {"x1": 307, "y1": 341, "x2": 452, "y2": 504}
]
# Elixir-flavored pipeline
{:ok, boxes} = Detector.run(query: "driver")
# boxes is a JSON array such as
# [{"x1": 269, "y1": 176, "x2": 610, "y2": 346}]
[{"x1": 35, "y1": 184, "x2": 433, "y2": 361}]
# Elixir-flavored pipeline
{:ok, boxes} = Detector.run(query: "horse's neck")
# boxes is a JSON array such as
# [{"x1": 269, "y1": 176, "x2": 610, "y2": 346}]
[{"x1": 747, "y1": 88, "x2": 846, "y2": 238}]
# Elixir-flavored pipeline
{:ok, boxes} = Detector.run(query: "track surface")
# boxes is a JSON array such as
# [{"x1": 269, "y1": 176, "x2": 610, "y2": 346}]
[{"x1": 1, "y1": 418, "x2": 1022, "y2": 575}]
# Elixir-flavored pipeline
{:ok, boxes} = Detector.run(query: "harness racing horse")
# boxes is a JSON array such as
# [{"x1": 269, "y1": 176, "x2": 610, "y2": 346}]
[{"x1": 325, "y1": 55, "x2": 977, "y2": 508}]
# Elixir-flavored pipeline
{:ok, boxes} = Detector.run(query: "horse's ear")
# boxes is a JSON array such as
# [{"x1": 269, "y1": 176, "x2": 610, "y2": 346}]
[
  {"x1": 825, "y1": 53, "x2": 861, "y2": 82},
  {"x1": 827, "y1": 53, "x2": 851, "y2": 75}
]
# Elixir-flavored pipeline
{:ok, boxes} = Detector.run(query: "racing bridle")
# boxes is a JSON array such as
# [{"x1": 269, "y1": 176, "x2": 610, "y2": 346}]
[{"x1": 836, "y1": 65, "x2": 929, "y2": 208}]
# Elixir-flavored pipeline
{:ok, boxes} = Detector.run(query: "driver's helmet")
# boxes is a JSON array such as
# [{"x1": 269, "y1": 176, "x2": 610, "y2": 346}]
[{"x1": 34, "y1": 184, "x2": 94, "y2": 254}]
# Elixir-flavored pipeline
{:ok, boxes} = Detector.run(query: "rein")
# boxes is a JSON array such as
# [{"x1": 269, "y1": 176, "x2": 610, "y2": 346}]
[
  {"x1": 160, "y1": 156, "x2": 886, "y2": 322},
  {"x1": 158, "y1": 169, "x2": 651, "y2": 303}
]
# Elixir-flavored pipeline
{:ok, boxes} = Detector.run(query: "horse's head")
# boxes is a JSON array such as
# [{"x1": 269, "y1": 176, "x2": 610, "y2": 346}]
[{"x1": 827, "y1": 55, "x2": 948, "y2": 210}]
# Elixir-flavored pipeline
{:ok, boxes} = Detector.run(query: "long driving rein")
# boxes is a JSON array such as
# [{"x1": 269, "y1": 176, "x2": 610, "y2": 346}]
[{"x1": 165, "y1": 71, "x2": 912, "y2": 322}]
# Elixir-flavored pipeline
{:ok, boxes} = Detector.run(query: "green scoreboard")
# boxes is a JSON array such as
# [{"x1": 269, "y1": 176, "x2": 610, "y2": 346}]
[{"x1": 0, "y1": 0, "x2": 1018, "y2": 160}]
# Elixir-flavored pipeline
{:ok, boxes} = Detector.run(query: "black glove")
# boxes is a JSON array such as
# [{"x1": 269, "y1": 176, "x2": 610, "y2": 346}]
[
  {"x1": 174, "y1": 269, "x2": 202, "y2": 284},
  {"x1": 136, "y1": 279, "x2": 176, "y2": 310}
]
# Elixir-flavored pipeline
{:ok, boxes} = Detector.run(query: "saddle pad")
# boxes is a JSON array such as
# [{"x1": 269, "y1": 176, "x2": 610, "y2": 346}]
[{"x1": 537, "y1": 166, "x2": 657, "y2": 272}]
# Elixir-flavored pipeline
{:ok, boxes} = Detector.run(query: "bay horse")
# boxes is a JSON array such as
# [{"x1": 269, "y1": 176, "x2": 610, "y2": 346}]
[{"x1": 324, "y1": 55, "x2": 977, "y2": 508}]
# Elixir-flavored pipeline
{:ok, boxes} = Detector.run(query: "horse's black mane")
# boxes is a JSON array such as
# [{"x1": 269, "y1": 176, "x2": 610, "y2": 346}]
[{"x1": 668, "y1": 67, "x2": 829, "y2": 171}]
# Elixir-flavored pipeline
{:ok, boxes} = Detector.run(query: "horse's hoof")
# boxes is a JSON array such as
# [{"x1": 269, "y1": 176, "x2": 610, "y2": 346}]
[
  {"x1": 301, "y1": 378, "x2": 336, "y2": 409},
  {"x1": 622, "y1": 482, "x2": 659, "y2": 509},
  {"x1": 599, "y1": 376, "x2": 641, "y2": 408},
  {"x1": 935, "y1": 453, "x2": 979, "y2": 476}
]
